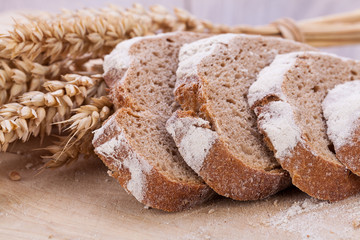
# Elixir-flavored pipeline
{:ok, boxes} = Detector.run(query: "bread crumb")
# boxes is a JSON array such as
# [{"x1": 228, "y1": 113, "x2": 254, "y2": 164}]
[
  {"x1": 25, "y1": 163, "x2": 33, "y2": 169},
  {"x1": 353, "y1": 219, "x2": 360, "y2": 229},
  {"x1": 9, "y1": 171, "x2": 21, "y2": 181},
  {"x1": 273, "y1": 199, "x2": 278, "y2": 207},
  {"x1": 144, "y1": 205, "x2": 151, "y2": 209},
  {"x1": 208, "y1": 209, "x2": 215, "y2": 214}
]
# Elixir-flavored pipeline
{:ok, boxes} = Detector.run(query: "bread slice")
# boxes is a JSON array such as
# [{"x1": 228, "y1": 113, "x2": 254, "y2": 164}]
[
  {"x1": 322, "y1": 80, "x2": 360, "y2": 176},
  {"x1": 248, "y1": 51, "x2": 360, "y2": 201},
  {"x1": 92, "y1": 32, "x2": 214, "y2": 212},
  {"x1": 166, "y1": 34, "x2": 314, "y2": 200}
]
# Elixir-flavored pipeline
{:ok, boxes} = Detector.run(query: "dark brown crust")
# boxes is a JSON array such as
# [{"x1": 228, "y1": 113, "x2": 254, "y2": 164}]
[
  {"x1": 336, "y1": 125, "x2": 360, "y2": 177},
  {"x1": 174, "y1": 72, "x2": 292, "y2": 200},
  {"x1": 100, "y1": 155, "x2": 214, "y2": 212},
  {"x1": 253, "y1": 88, "x2": 360, "y2": 201},
  {"x1": 171, "y1": 110, "x2": 290, "y2": 200},
  {"x1": 93, "y1": 110, "x2": 214, "y2": 212},
  {"x1": 203, "y1": 140, "x2": 290, "y2": 200}
]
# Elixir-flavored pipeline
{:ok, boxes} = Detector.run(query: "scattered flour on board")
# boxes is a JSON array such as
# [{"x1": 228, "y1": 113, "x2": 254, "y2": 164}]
[{"x1": 264, "y1": 195, "x2": 360, "y2": 240}]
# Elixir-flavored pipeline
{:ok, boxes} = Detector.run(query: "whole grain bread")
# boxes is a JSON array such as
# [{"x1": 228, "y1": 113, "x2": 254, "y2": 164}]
[
  {"x1": 166, "y1": 34, "x2": 314, "y2": 200},
  {"x1": 92, "y1": 32, "x2": 214, "y2": 212},
  {"x1": 322, "y1": 80, "x2": 360, "y2": 176},
  {"x1": 248, "y1": 51, "x2": 360, "y2": 201}
]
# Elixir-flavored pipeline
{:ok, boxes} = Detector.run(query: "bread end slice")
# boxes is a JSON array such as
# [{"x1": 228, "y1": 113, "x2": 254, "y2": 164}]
[{"x1": 93, "y1": 109, "x2": 214, "y2": 212}]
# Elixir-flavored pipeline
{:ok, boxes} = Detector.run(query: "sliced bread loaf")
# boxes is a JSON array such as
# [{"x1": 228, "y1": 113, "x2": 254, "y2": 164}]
[
  {"x1": 248, "y1": 51, "x2": 360, "y2": 201},
  {"x1": 93, "y1": 32, "x2": 213, "y2": 212},
  {"x1": 166, "y1": 34, "x2": 314, "y2": 200},
  {"x1": 322, "y1": 80, "x2": 360, "y2": 176}
]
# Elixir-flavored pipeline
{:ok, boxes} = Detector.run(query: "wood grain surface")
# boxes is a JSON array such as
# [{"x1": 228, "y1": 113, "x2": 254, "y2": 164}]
[
  {"x1": 1, "y1": 5, "x2": 360, "y2": 240},
  {"x1": 1, "y1": 137, "x2": 360, "y2": 239}
]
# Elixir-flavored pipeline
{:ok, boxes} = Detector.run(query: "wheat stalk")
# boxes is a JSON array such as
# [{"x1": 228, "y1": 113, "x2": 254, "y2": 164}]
[
  {"x1": 0, "y1": 4, "x2": 153, "y2": 63},
  {"x1": 0, "y1": 4, "x2": 151, "y2": 107},
  {"x1": 0, "y1": 4, "x2": 200, "y2": 108},
  {"x1": 0, "y1": 74, "x2": 103, "y2": 151},
  {"x1": 43, "y1": 96, "x2": 113, "y2": 168},
  {"x1": 0, "y1": 4, "x2": 216, "y2": 64},
  {"x1": 3, "y1": 3, "x2": 360, "y2": 65}
]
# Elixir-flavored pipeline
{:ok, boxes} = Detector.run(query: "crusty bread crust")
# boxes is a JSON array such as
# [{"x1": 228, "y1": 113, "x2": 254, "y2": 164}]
[
  {"x1": 167, "y1": 110, "x2": 290, "y2": 200},
  {"x1": 93, "y1": 110, "x2": 214, "y2": 212},
  {"x1": 336, "y1": 129, "x2": 360, "y2": 176},
  {"x1": 249, "y1": 52, "x2": 360, "y2": 201}
]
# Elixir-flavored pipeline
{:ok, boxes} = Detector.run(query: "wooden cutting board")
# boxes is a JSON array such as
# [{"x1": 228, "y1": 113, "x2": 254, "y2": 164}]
[
  {"x1": 1, "y1": 11, "x2": 360, "y2": 240},
  {"x1": 1, "y1": 137, "x2": 360, "y2": 240}
]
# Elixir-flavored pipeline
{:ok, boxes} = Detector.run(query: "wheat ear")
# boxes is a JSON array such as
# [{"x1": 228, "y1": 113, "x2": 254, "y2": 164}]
[
  {"x1": 0, "y1": 58, "x2": 73, "y2": 104},
  {"x1": 0, "y1": 74, "x2": 103, "y2": 151},
  {"x1": 0, "y1": 4, "x2": 153, "y2": 63},
  {"x1": 43, "y1": 96, "x2": 113, "y2": 168}
]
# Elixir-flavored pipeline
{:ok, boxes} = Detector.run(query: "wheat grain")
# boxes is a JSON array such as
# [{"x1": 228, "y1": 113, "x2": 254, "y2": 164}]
[
  {"x1": 0, "y1": 4, "x2": 210, "y2": 64},
  {"x1": 43, "y1": 96, "x2": 113, "y2": 168},
  {"x1": 0, "y1": 74, "x2": 103, "y2": 151},
  {"x1": 2, "y1": 4, "x2": 360, "y2": 65},
  {"x1": 0, "y1": 5, "x2": 154, "y2": 62},
  {"x1": 0, "y1": 57, "x2": 73, "y2": 104}
]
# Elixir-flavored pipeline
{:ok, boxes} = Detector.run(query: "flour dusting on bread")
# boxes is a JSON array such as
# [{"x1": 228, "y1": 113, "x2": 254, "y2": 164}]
[
  {"x1": 248, "y1": 52, "x2": 299, "y2": 106},
  {"x1": 166, "y1": 113, "x2": 217, "y2": 174},
  {"x1": 94, "y1": 128, "x2": 152, "y2": 202},
  {"x1": 176, "y1": 33, "x2": 236, "y2": 84},
  {"x1": 95, "y1": 32, "x2": 214, "y2": 212},
  {"x1": 103, "y1": 37, "x2": 141, "y2": 75},
  {"x1": 249, "y1": 50, "x2": 360, "y2": 201},
  {"x1": 322, "y1": 80, "x2": 360, "y2": 149},
  {"x1": 256, "y1": 101, "x2": 303, "y2": 159},
  {"x1": 248, "y1": 51, "x2": 352, "y2": 107},
  {"x1": 93, "y1": 115, "x2": 152, "y2": 202},
  {"x1": 93, "y1": 115, "x2": 119, "y2": 143}
]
